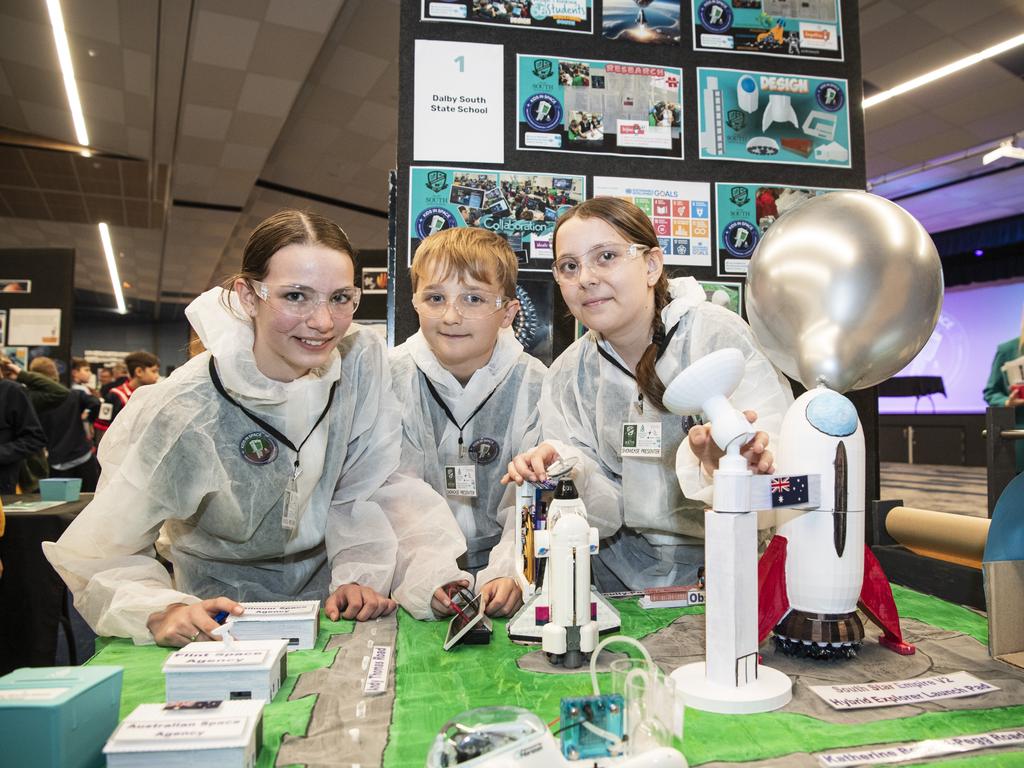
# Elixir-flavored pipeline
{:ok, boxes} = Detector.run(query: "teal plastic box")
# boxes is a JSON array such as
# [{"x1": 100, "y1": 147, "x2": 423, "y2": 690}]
[
  {"x1": 38, "y1": 477, "x2": 83, "y2": 501},
  {"x1": 0, "y1": 666, "x2": 122, "y2": 768}
]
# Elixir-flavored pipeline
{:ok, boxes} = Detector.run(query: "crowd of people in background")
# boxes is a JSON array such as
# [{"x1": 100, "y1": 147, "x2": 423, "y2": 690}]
[{"x1": 0, "y1": 351, "x2": 161, "y2": 496}]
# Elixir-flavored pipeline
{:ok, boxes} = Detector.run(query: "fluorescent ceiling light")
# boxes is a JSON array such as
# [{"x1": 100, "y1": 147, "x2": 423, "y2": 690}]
[
  {"x1": 45, "y1": 0, "x2": 89, "y2": 146},
  {"x1": 98, "y1": 223, "x2": 127, "y2": 314},
  {"x1": 982, "y1": 141, "x2": 1024, "y2": 165},
  {"x1": 864, "y1": 32, "x2": 1024, "y2": 109}
]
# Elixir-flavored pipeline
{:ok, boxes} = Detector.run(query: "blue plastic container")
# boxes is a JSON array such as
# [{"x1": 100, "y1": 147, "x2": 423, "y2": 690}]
[
  {"x1": 0, "y1": 666, "x2": 122, "y2": 768},
  {"x1": 38, "y1": 477, "x2": 82, "y2": 502}
]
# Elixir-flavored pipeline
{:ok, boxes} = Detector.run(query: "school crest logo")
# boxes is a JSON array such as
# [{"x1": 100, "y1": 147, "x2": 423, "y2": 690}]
[
  {"x1": 240, "y1": 431, "x2": 278, "y2": 465},
  {"x1": 425, "y1": 170, "x2": 448, "y2": 193},
  {"x1": 729, "y1": 186, "x2": 750, "y2": 207},
  {"x1": 532, "y1": 59, "x2": 554, "y2": 80},
  {"x1": 726, "y1": 109, "x2": 746, "y2": 132}
]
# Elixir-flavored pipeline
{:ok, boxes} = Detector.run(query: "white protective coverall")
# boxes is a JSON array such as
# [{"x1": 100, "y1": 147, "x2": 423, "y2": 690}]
[
  {"x1": 43, "y1": 288, "x2": 469, "y2": 641},
  {"x1": 542, "y1": 276, "x2": 793, "y2": 591},
  {"x1": 390, "y1": 327, "x2": 545, "y2": 588}
]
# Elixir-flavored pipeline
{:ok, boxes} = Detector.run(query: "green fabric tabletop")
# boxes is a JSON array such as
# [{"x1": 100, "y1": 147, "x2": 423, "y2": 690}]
[{"x1": 87, "y1": 587, "x2": 1024, "y2": 767}]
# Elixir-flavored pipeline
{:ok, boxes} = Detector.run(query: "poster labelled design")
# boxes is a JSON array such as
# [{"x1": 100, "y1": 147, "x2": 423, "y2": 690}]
[
  {"x1": 692, "y1": 0, "x2": 843, "y2": 60},
  {"x1": 714, "y1": 182, "x2": 854, "y2": 274},
  {"x1": 698, "y1": 67, "x2": 850, "y2": 168},
  {"x1": 422, "y1": 0, "x2": 593, "y2": 32},
  {"x1": 593, "y1": 176, "x2": 711, "y2": 267},
  {"x1": 409, "y1": 166, "x2": 586, "y2": 272},
  {"x1": 602, "y1": 0, "x2": 681, "y2": 44},
  {"x1": 697, "y1": 280, "x2": 743, "y2": 315},
  {"x1": 518, "y1": 54, "x2": 683, "y2": 159}
]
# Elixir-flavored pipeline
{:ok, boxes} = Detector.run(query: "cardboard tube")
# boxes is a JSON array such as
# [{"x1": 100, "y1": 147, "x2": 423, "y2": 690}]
[{"x1": 886, "y1": 506, "x2": 990, "y2": 569}]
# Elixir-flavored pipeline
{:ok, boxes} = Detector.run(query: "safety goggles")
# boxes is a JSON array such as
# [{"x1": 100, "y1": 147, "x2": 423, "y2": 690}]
[
  {"x1": 551, "y1": 242, "x2": 650, "y2": 284},
  {"x1": 412, "y1": 290, "x2": 510, "y2": 320},
  {"x1": 251, "y1": 280, "x2": 361, "y2": 319}
]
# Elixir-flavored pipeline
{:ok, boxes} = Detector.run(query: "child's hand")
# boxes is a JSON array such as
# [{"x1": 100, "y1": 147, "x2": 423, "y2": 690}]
[
  {"x1": 479, "y1": 577, "x2": 522, "y2": 617},
  {"x1": 325, "y1": 583, "x2": 396, "y2": 621},
  {"x1": 687, "y1": 410, "x2": 774, "y2": 475},
  {"x1": 502, "y1": 442, "x2": 560, "y2": 485},
  {"x1": 146, "y1": 597, "x2": 244, "y2": 647},
  {"x1": 430, "y1": 579, "x2": 471, "y2": 618}
]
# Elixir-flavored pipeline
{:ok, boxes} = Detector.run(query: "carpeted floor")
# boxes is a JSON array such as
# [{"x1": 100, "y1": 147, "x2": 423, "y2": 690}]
[{"x1": 879, "y1": 462, "x2": 988, "y2": 517}]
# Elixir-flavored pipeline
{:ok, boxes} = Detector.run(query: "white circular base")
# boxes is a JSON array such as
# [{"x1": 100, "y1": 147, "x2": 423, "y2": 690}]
[{"x1": 670, "y1": 662, "x2": 792, "y2": 715}]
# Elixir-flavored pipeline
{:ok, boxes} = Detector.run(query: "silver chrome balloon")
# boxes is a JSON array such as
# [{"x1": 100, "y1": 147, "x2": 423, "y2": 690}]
[{"x1": 746, "y1": 191, "x2": 943, "y2": 393}]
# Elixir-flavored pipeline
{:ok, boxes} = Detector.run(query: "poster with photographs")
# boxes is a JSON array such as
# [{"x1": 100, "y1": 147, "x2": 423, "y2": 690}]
[
  {"x1": 602, "y1": 0, "x2": 681, "y2": 44},
  {"x1": 361, "y1": 268, "x2": 388, "y2": 294},
  {"x1": 692, "y1": 0, "x2": 843, "y2": 61},
  {"x1": 518, "y1": 54, "x2": 683, "y2": 159},
  {"x1": 2, "y1": 346, "x2": 28, "y2": 370},
  {"x1": 697, "y1": 68, "x2": 850, "y2": 168},
  {"x1": 698, "y1": 280, "x2": 743, "y2": 315},
  {"x1": 593, "y1": 176, "x2": 711, "y2": 267},
  {"x1": 422, "y1": 0, "x2": 592, "y2": 32},
  {"x1": 409, "y1": 166, "x2": 586, "y2": 272},
  {"x1": 714, "y1": 182, "x2": 854, "y2": 274}
]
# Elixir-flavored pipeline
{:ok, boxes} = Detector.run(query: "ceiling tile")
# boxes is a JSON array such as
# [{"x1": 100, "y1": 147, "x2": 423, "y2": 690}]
[
  {"x1": 265, "y1": 0, "x2": 344, "y2": 33},
  {"x1": 319, "y1": 44, "x2": 390, "y2": 99},
  {"x1": 180, "y1": 103, "x2": 233, "y2": 141},
  {"x1": 122, "y1": 48, "x2": 153, "y2": 96},
  {"x1": 248, "y1": 24, "x2": 324, "y2": 81},
  {"x1": 191, "y1": 10, "x2": 259, "y2": 71},
  {"x1": 237, "y1": 73, "x2": 301, "y2": 118}
]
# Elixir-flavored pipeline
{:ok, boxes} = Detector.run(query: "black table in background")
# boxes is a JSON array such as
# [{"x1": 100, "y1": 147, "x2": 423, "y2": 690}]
[{"x1": 0, "y1": 494, "x2": 91, "y2": 675}]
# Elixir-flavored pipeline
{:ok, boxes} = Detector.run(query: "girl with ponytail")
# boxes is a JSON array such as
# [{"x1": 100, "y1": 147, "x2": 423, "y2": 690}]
[{"x1": 503, "y1": 197, "x2": 792, "y2": 591}]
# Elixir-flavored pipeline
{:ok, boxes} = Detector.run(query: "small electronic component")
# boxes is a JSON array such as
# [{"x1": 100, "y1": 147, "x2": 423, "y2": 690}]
[
  {"x1": 443, "y1": 590, "x2": 492, "y2": 651},
  {"x1": 558, "y1": 694, "x2": 625, "y2": 760}
]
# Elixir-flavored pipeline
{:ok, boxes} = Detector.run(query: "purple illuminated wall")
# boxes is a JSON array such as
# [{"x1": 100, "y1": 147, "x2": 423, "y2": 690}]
[{"x1": 879, "y1": 280, "x2": 1024, "y2": 414}]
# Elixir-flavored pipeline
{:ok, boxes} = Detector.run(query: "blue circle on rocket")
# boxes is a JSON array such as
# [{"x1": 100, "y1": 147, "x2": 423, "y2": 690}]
[
  {"x1": 722, "y1": 221, "x2": 758, "y2": 258},
  {"x1": 806, "y1": 390, "x2": 858, "y2": 437},
  {"x1": 698, "y1": 0, "x2": 733, "y2": 33},
  {"x1": 414, "y1": 207, "x2": 457, "y2": 240},
  {"x1": 523, "y1": 93, "x2": 562, "y2": 132}
]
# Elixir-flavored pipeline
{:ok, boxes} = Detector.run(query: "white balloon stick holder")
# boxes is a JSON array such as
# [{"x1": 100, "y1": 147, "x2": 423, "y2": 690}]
[{"x1": 663, "y1": 350, "x2": 798, "y2": 715}]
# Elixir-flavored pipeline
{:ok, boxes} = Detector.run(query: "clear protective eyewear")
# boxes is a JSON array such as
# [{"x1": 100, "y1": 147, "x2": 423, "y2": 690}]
[
  {"x1": 413, "y1": 289, "x2": 510, "y2": 320},
  {"x1": 551, "y1": 242, "x2": 650, "y2": 284},
  {"x1": 251, "y1": 280, "x2": 361, "y2": 319}
]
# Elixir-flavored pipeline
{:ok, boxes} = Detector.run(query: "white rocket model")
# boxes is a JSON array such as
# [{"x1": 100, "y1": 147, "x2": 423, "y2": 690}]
[
  {"x1": 758, "y1": 387, "x2": 914, "y2": 658},
  {"x1": 535, "y1": 475, "x2": 599, "y2": 667},
  {"x1": 507, "y1": 461, "x2": 621, "y2": 668}
]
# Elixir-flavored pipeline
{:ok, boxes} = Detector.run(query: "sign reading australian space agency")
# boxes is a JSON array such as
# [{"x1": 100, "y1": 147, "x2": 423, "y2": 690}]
[
  {"x1": 518, "y1": 54, "x2": 683, "y2": 159},
  {"x1": 422, "y1": 1, "x2": 592, "y2": 32},
  {"x1": 408, "y1": 166, "x2": 586, "y2": 272}
]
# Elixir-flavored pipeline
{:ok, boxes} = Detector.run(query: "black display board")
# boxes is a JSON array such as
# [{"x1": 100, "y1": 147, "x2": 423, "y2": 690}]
[
  {"x1": 0, "y1": 249, "x2": 75, "y2": 384},
  {"x1": 393, "y1": 2, "x2": 876, "y2": 500}
]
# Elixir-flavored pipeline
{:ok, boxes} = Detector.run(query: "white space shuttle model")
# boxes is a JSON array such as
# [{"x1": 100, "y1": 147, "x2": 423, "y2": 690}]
[{"x1": 507, "y1": 460, "x2": 620, "y2": 668}]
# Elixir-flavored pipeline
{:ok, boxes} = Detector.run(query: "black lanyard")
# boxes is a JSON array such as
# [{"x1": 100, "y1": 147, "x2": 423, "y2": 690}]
[
  {"x1": 422, "y1": 372, "x2": 501, "y2": 459},
  {"x1": 594, "y1": 322, "x2": 679, "y2": 414},
  {"x1": 209, "y1": 356, "x2": 337, "y2": 478}
]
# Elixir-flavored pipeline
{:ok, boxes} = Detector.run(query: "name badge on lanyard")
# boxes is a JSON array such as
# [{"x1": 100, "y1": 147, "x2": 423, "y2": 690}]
[
  {"x1": 444, "y1": 465, "x2": 478, "y2": 497},
  {"x1": 621, "y1": 422, "x2": 663, "y2": 458}
]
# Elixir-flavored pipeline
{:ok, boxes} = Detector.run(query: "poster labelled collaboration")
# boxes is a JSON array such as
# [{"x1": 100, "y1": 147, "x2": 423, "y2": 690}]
[
  {"x1": 593, "y1": 176, "x2": 711, "y2": 267},
  {"x1": 692, "y1": 0, "x2": 843, "y2": 60},
  {"x1": 518, "y1": 55, "x2": 683, "y2": 159},
  {"x1": 715, "y1": 182, "x2": 852, "y2": 274},
  {"x1": 602, "y1": 0, "x2": 681, "y2": 44},
  {"x1": 698, "y1": 67, "x2": 850, "y2": 168},
  {"x1": 408, "y1": 166, "x2": 586, "y2": 273},
  {"x1": 422, "y1": 0, "x2": 592, "y2": 32}
]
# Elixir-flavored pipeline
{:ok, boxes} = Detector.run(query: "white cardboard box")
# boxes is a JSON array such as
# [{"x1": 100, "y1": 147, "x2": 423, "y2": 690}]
[
  {"x1": 228, "y1": 601, "x2": 319, "y2": 651},
  {"x1": 103, "y1": 699, "x2": 264, "y2": 768},
  {"x1": 163, "y1": 639, "x2": 287, "y2": 703}
]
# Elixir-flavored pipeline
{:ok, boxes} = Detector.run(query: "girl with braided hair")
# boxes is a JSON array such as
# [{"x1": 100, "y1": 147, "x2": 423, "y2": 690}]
[{"x1": 504, "y1": 197, "x2": 792, "y2": 591}]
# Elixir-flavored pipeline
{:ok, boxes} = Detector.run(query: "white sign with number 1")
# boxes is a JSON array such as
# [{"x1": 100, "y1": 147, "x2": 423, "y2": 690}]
[{"x1": 414, "y1": 39, "x2": 504, "y2": 164}]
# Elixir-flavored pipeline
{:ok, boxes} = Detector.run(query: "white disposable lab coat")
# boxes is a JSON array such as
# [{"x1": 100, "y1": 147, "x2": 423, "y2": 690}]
[{"x1": 541, "y1": 277, "x2": 793, "y2": 591}]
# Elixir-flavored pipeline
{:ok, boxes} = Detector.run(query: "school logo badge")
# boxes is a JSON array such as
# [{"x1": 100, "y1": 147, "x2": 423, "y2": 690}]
[
  {"x1": 240, "y1": 431, "x2": 278, "y2": 465},
  {"x1": 532, "y1": 59, "x2": 554, "y2": 80},
  {"x1": 729, "y1": 186, "x2": 750, "y2": 207},
  {"x1": 726, "y1": 109, "x2": 747, "y2": 132},
  {"x1": 469, "y1": 437, "x2": 500, "y2": 465},
  {"x1": 425, "y1": 170, "x2": 448, "y2": 193}
]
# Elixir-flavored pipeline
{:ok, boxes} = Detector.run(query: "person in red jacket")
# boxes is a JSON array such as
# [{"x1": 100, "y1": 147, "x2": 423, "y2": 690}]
[{"x1": 93, "y1": 351, "x2": 160, "y2": 445}]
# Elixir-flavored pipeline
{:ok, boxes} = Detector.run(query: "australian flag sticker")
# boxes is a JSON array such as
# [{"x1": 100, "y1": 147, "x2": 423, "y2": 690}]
[{"x1": 770, "y1": 475, "x2": 809, "y2": 507}]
